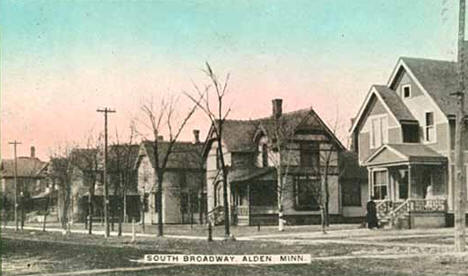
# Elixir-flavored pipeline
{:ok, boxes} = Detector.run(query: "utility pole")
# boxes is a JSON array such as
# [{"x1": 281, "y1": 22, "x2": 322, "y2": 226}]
[
  {"x1": 8, "y1": 141, "x2": 21, "y2": 232},
  {"x1": 97, "y1": 107, "x2": 116, "y2": 238},
  {"x1": 453, "y1": 0, "x2": 467, "y2": 252}
]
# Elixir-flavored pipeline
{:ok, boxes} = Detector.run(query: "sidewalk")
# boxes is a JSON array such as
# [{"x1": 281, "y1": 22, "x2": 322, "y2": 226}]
[{"x1": 3, "y1": 224, "x2": 459, "y2": 250}]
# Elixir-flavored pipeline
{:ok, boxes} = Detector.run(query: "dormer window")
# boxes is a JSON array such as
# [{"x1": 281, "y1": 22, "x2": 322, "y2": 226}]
[{"x1": 401, "y1": 84, "x2": 411, "y2": 99}]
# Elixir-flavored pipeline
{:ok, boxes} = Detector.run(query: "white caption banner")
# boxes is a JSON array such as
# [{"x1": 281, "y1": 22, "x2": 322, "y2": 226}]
[{"x1": 136, "y1": 254, "x2": 311, "y2": 265}]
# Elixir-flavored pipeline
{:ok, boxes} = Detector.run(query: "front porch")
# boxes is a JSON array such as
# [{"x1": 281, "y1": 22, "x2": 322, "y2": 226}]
[
  {"x1": 231, "y1": 180, "x2": 278, "y2": 226},
  {"x1": 365, "y1": 144, "x2": 449, "y2": 228}
]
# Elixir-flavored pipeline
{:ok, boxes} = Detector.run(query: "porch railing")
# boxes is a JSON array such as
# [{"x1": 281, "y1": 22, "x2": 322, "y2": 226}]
[
  {"x1": 408, "y1": 199, "x2": 447, "y2": 212},
  {"x1": 236, "y1": 206, "x2": 249, "y2": 217},
  {"x1": 376, "y1": 200, "x2": 392, "y2": 218}
]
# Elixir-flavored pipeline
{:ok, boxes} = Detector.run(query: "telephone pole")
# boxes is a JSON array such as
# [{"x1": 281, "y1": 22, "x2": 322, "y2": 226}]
[
  {"x1": 97, "y1": 107, "x2": 116, "y2": 238},
  {"x1": 8, "y1": 140, "x2": 21, "y2": 232},
  {"x1": 453, "y1": 0, "x2": 467, "y2": 252}
]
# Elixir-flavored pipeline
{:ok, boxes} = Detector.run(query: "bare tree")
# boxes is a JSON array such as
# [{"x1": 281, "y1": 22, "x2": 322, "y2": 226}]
[
  {"x1": 48, "y1": 146, "x2": 75, "y2": 232},
  {"x1": 185, "y1": 62, "x2": 232, "y2": 238},
  {"x1": 67, "y1": 134, "x2": 103, "y2": 235},
  {"x1": 262, "y1": 110, "x2": 298, "y2": 232},
  {"x1": 137, "y1": 96, "x2": 199, "y2": 237},
  {"x1": 262, "y1": 107, "x2": 344, "y2": 233},
  {"x1": 306, "y1": 113, "x2": 345, "y2": 234},
  {"x1": 110, "y1": 123, "x2": 137, "y2": 236}
]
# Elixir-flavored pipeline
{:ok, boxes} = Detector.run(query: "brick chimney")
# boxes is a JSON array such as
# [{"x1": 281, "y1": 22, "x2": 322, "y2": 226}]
[
  {"x1": 272, "y1": 98, "x2": 283, "y2": 119},
  {"x1": 193, "y1": 129, "x2": 200, "y2": 144},
  {"x1": 30, "y1": 146, "x2": 36, "y2": 158}
]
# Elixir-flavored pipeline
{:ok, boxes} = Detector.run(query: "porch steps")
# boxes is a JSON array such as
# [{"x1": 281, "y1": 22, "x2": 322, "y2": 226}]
[{"x1": 376, "y1": 200, "x2": 410, "y2": 229}]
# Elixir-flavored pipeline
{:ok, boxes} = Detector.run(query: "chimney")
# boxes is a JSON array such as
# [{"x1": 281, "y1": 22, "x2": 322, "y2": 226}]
[
  {"x1": 157, "y1": 135, "x2": 164, "y2": 141},
  {"x1": 30, "y1": 146, "x2": 36, "y2": 158},
  {"x1": 193, "y1": 129, "x2": 200, "y2": 144},
  {"x1": 272, "y1": 98, "x2": 283, "y2": 119}
]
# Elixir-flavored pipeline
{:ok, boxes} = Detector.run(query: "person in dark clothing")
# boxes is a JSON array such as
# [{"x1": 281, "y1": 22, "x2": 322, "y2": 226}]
[{"x1": 366, "y1": 197, "x2": 379, "y2": 229}]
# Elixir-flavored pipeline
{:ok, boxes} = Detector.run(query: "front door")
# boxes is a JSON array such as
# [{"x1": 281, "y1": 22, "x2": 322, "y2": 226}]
[{"x1": 398, "y1": 169, "x2": 409, "y2": 200}]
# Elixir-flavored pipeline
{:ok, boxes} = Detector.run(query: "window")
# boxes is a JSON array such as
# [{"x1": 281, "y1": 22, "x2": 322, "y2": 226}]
[
  {"x1": 370, "y1": 116, "x2": 388, "y2": 149},
  {"x1": 300, "y1": 142, "x2": 320, "y2": 168},
  {"x1": 373, "y1": 170, "x2": 388, "y2": 200},
  {"x1": 293, "y1": 176, "x2": 320, "y2": 211},
  {"x1": 425, "y1": 112, "x2": 435, "y2": 142},
  {"x1": 402, "y1": 124, "x2": 419, "y2": 143},
  {"x1": 262, "y1": 143, "x2": 268, "y2": 167},
  {"x1": 342, "y1": 181, "x2": 362, "y2": 207},
  {"x1": 401, "y1": 84, "x2": 411, "y2": 98},
  {"x1": 251, "y1": 181, "x2": 277, "y2": 206},
  {"x1": 214, "y1": 181, "x2": 222, "y2": 207}
]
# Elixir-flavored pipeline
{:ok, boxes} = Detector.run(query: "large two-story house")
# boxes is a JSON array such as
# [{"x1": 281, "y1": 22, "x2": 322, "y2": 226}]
[
  {"x1": 205, "y1": 99, "x2": 366, "y2": 226},
  {"x1": 350, "y1": 57, "x2": 468, "y2": 228},
  {"x1": 135, "y1": 133, "x2": 205, "y2": 224}
]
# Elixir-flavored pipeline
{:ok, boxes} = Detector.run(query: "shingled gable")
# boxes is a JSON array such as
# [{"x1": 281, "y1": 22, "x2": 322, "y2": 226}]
[
  {"x1": 0, "y1": 157, "x2": 48, "y2": 178},
  {"x1": 388, "y1": 57, "x2": 468, "y2": 116},
  {"x1": 136, "y1": 140, "x2": 203, "y2": 170},
  {"x1": 205, "y1": 107, "x2": 345, "y2": 154}
]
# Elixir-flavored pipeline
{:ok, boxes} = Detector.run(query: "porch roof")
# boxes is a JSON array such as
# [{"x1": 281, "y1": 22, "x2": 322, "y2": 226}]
[
  {"x1": 229, "y1": 167, "x2": 274, "y2": 183},
  {"x1": 364, "y1": 144, "x2": 447, "y2": 167}
]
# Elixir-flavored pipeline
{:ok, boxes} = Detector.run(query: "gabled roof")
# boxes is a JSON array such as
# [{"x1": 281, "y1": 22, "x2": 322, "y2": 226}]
[
  {"x1": 0, "y1": 157, "x2": 48, "y2": 178},
  {"x1": 138, "y1": 140, "x2": 204, "y2": 170},
  {"x1": 373, "y1": 85, "x2": 417, "y2": 122},
  {"x1": 207, "y1": 108, "x2": 345, "y2": 154},
  {"x1": 389, "y1": 57, "x2": 468, "y2": 116},
  {"x1": 364, "y1": 144, "x2": 447, "y2": 166},
  {"x1": 351, "y1": 56, "x2": 468, "y2": 135},
  {"x1": 349, "y1": 85, "x2": 417, "y2": 134}
]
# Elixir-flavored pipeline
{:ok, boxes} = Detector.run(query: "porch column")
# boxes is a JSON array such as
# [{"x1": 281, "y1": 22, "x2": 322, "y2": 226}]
[
  {"x1": 408, "y1": 164, "x2": 412, "y2": 199},
  {"x1": 368, "y1": 167, "x2": 373, "y2": 200}
]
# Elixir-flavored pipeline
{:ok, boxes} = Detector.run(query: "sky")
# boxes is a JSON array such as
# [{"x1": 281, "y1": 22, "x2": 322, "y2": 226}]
[{"x1": 0, "y1": 0, "x2": 461, "y2": 160}]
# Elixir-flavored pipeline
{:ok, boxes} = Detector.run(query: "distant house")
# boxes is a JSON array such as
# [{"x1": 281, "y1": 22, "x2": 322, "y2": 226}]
[
  {"x1": 135, "y1": 133, "x2": 205, "y2": 224},
  {"x1": 204, "y1": 99, "x2": 365, "y2": 226},
  {"x1": 0, "y1": 146, "x2": 49, "y2": 220},
  {"x1": 64, "y1": 144, "x2": 140, "y2": 223},
  {"x1": 350, "y1": 57, "x2": 468, "y2": 228}
]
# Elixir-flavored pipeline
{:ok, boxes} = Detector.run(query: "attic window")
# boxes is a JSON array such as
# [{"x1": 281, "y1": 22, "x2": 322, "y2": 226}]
[{"x1": 401, "y1": 84, "x2": 411, "y2": 99}]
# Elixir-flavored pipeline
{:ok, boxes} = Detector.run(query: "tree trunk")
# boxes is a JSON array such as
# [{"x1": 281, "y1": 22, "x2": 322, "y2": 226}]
[
  {"x1": 42, "y1": 179, "x2": 55, "y2": 232},
  {"x1": 320, "y1": 175, "x2": 329, "y2": 231},
  {"x1": 216, "y1": 142, "x2": 230, "y2": 238},
  {"x1": 88, "y1": 188, "x2": 94, "y2": 235},
  {"x1": 140, "y1": 192, "x2": 145, "y2": 233},
  {"x1": 157, "y1": 176, "x2": 163, "y2": 236},
  {"x1": 123, "y1": 188, "x2": 127, "y2": 223},
  {"x1": 42, "y1": 194, "x2": 50, "y2": 232},
  {"x1": 320, "y1": 206, "x2": 327, "y2": 234},
  {"x1": 198, "y1": 192, "x2": 203, "y2": 225},
  {"x1": 277, "y1": 163, "x2": 284, "y2": 232}
]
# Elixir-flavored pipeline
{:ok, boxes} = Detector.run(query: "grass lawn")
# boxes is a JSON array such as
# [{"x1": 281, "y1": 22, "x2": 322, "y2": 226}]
[{"x1": 2, "y1": 229, "x2": 468, "y2": 275}]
